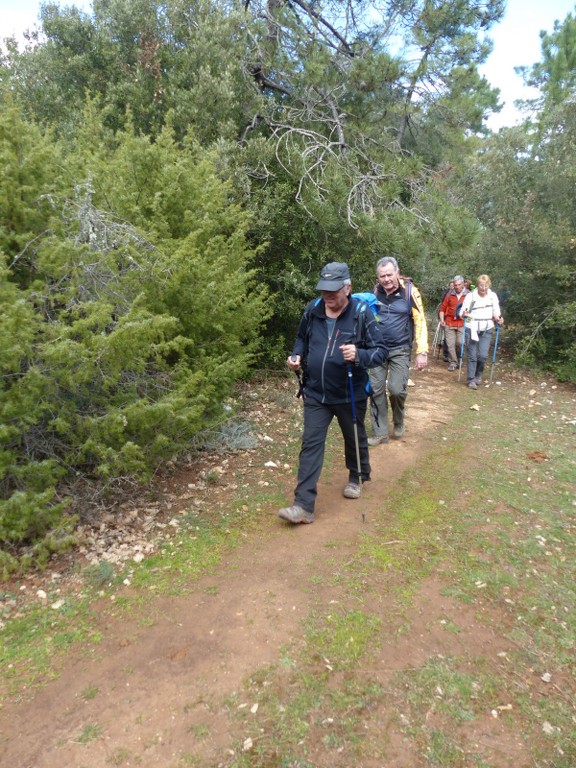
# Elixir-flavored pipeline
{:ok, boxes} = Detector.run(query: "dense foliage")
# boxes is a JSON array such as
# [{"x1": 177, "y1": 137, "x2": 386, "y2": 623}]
[
  {"x1": 455, "y1": 9, "x2": 576, "y2": 382},
  {"x1": 0, "y1": 98, "x2": 267, "y2": 573},
  {"x1": 0, "y1": 0, "x2": 573, "y2": 570}
]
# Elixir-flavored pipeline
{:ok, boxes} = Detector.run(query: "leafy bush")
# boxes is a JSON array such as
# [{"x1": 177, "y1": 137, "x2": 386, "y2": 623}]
[{"x1": 0, "y1": 103, "x2": 269, "y2": 573}]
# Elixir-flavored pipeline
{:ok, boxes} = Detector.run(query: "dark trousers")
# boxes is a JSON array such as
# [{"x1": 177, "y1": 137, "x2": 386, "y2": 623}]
[{"x1": 294, "y1": 399, "x2": 370, "y2": 513}]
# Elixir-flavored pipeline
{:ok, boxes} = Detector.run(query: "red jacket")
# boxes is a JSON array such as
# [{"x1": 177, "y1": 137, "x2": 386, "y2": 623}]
[{"x1": 439, "y1": 289, "x2": 469, "y2": 328}]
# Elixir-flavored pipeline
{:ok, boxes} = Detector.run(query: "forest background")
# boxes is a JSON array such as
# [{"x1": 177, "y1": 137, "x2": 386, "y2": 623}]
[{"x1": 0, "y1": 0, "x2": 575, "y2": 573}]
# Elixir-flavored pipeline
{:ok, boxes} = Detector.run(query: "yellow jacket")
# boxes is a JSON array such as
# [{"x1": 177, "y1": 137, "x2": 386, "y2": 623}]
[{"x1": 405, "y1": 280, "x2": 429, "y2": 356}]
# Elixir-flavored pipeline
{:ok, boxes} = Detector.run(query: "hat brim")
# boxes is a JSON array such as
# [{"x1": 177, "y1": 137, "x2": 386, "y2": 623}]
[{"x1": 316, "y1": 279, "x2": 345, "y2": 291}]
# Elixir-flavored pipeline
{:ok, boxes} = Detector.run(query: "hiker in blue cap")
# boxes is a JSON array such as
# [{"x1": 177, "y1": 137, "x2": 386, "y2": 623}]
[{"x1": 278, "y1": 262, "x2": 387, "y2": 525}]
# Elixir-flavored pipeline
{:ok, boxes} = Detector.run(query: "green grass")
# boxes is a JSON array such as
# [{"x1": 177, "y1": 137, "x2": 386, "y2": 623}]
[
  {"x1": 81, "y1": 684, "x2": 99, "y2": 700},
  {"x1": 212, "y1": 376, "x2": 576, "y2": 767},
  {"x1": 76, "y1": 722, "x2": 103, "y2": 744},
  {"x1": 2, "y1": 373, "x2": 575, "y2": 766},
  {"x1": 304, "y1": 608, "x2": 382, "y2": 670},
  {"x1": 0, "y1": 599, "x2": 103, "y2": 695}
]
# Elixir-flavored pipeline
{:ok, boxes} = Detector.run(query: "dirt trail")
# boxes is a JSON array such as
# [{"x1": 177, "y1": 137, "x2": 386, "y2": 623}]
[{"x1": 1, "y1": 360, "x2": 494, "y2": 767}]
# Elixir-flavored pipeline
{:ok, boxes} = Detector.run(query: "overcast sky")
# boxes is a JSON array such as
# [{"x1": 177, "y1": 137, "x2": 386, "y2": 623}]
[
  {"x1": 479, "y1": 0, "x2": 576, "y2": 128},
  {"x1": 2, "y1": 0, "x2": 575, "y2": 129}
]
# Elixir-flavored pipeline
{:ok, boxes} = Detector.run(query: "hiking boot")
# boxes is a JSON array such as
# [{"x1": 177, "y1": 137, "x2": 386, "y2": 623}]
[
  {"x1": 447, "y1": 363, "x2": 456, "y2": 371},
  {"x1": 278, "y1": 505, "x2": 315, "y2": 524},
  {"x1": 368, "y1": 435, "x2": 389, "y2": 446},
  {"x1": 343, "y1": 483, "x2": 361, "y2": 499},
  {"x1": 392, "y1": 424, "x2": 405, "y2": 439},
  {"x1": 468, "y1": 380, "x2": 478, "y2": 390},
  {"x1": 475, "y1": 376, "x2": 483, "y2": 386}
]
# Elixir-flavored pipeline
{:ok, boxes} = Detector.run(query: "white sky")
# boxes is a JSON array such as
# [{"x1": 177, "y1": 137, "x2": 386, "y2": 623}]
[
  {"x1": 0, "y1": 0, "x2": 92, "y2": 40},
  {"x1": 1, "y1": 0, "x2": 575, "y2": 129},
  {"x1": 479, "y1": 0, "x2": 576, "y2": 129}
]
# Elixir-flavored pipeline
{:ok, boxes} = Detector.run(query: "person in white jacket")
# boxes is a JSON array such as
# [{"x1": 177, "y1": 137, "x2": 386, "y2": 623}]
[{"x1": 460, "y1": 274, "x2": 504, "y2": 389}]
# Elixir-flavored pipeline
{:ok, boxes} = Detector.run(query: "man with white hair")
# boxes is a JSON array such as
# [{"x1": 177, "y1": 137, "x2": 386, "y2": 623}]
[
  {"x1": 368, "y1": 256, "x2": 428, "y2": 444},
  {"x1": 439, "y1": 275, "x2": 469, "y2": 372}
]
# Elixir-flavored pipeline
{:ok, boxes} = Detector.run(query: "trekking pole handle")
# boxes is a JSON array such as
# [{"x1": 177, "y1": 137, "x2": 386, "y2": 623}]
[{"x1": 291, "y1": 356, "x2": 304, "y2": 398}]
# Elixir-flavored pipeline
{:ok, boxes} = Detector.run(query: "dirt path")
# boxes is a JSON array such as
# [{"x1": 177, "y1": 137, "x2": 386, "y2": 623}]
[{"x1": 1, "y1": 360, "x2": 509, "y2": 767}]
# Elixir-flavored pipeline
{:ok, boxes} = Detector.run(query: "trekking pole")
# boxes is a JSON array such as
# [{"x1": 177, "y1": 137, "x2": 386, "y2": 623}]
[
  {"x1": 290, "y1": 355, "x2": 304, "y2": 399},
  {"x1": 458, "y1": 301, "x2": 475, "y2": 382},
  {"x1": 488, "y1": 324, "x2": 501, "y2": 386},
  {"x1": 437, "y1": 327, "x2": 445, "y2": 360},
  {"x1": 347, "y1": 365, "x2": 365, "y2": 524},
  {"x1": 431, "y1": 321, "x2": 441, "y2": 358},
  {"x1": 457, "y1": 318, "x2": 467, "y2": 383}
]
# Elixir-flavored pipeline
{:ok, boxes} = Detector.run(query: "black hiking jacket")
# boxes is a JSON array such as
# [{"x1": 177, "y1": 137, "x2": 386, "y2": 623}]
[{"x1": 292, "y1": 297, "x2": 388, "y2": 404}]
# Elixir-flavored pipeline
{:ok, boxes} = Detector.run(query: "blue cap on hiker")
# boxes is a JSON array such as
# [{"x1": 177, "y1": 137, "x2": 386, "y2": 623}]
[{"x1": 316, "y1": 262, "x2": 350, "y2": 291}]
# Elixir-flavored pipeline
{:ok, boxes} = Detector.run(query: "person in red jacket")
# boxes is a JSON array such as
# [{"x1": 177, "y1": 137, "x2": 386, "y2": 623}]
[{"x1": 438, "y1": 275, "x2": 469, "y2": 371}]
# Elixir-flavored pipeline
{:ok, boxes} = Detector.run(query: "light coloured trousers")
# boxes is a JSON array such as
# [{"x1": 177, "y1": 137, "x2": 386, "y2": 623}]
[
  {"x1": 444, "y1": 325, "x2": 464, "y2": 366},
  {"x1": 369, "y1": 348, "x2": 411, "y2": 437}
]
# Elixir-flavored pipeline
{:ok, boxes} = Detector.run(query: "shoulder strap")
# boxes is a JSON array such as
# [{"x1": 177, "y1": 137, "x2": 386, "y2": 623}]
[
  {"x1": 400, "y1": 276, "x2": 415, "y2": 314},
  {"x1": 303, "y1": 297, "x2": 322, "y2": 344},
  {"x1": 405, "y1": 280, "x2": 412, "y2": 309},
  {"x1": 351, "y1": 296, "x2": 370, "y2": 343}
]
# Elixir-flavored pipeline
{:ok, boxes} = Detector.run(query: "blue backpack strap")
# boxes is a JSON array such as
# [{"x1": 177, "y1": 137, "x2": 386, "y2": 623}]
[{"x1": 401, "y1": 278, "x2": 416, "y2": 346}]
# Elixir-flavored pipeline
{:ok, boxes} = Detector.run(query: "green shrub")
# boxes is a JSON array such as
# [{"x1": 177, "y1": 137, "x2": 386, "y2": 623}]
[{"x1": 0, "y1": 104, "x2": 269, "y2": 572}]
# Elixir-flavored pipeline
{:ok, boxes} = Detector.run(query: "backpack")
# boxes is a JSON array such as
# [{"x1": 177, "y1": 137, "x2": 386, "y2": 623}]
[
  {"x1": 351, "y1": 291, "x2": 381, "y2": 315},
  {"x1": 303, "y1": 293, "x2": 378, "y2": 344}
]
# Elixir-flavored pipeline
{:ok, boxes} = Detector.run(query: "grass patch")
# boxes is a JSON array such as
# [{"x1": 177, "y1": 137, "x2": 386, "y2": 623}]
[
  {"x1": 76, "y1": 722, "x2": 103, "y2": 744},
  {"x1": 214, "y1": 377, "x2": 576, "y2": 766},
  {"x1": 3, "y1": 373, "x2": 575, "y2": 766},
  {"x1": 82, "y1": 684, "x2": 99, "y2": 700},
  {"x1": 0, "y1": 599, "x2": 102, "y2": 696},
  {"x1": 304, "y1": 609, "x2": 382, "y2": 670}
]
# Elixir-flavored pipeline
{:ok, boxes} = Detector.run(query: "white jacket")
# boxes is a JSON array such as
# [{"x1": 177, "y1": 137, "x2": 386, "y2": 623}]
[{"x1": 461, "y1": 289, "x2": 501, "y2": 341}]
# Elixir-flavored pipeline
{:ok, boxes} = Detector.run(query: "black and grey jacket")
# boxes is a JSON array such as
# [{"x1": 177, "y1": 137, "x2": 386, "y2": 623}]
[{"x1": 292, "y1": 297, "x2": 388, "y2": 405}]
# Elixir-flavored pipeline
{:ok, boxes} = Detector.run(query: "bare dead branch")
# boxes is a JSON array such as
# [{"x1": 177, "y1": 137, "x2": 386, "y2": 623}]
[{"x1": 286, "y1": 0, "x2": 354, "y2": 57}]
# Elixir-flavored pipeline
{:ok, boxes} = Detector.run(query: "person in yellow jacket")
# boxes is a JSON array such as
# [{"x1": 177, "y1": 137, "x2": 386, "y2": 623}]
[{"x1": 367, "y1": 256, "x2": 428, "y2": 443}]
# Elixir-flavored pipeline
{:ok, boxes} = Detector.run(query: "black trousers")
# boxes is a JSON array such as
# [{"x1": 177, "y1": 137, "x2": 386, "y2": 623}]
[{"x1": 294, "y1": 399, "x2": 370, "y2": 513}]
